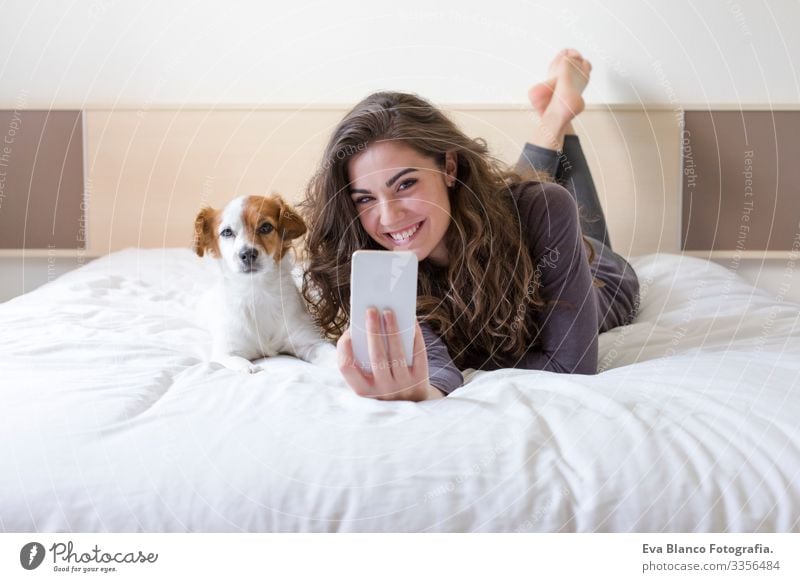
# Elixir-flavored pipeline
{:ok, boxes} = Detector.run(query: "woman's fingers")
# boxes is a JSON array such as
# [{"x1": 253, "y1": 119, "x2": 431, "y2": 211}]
[
  {"x1": 365, "y1": 307, "x2": 392, "y2": 385},
  {"x1": 337, "y1": 329, "x2": 373, "y2": 396},
  {"x1": 382, "y1": 309, "x2": 411, "y2": 382},
  {"x1": 339, "y1": 313, "x2": 435, "y2": 402}
]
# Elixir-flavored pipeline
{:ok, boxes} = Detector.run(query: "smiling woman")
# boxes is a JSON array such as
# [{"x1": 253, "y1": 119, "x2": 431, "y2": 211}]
[
  {"x1": 347, "y1": 143, "x2": 454, "y2": 265},
  {"x1": 299, "y1": 50, "x2": 641, "y2": 401}
]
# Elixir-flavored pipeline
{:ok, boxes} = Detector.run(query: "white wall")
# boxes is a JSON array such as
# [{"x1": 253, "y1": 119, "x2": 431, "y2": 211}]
[{"x1": 1, "y1": 0, "x2": 799, "y2": 108}]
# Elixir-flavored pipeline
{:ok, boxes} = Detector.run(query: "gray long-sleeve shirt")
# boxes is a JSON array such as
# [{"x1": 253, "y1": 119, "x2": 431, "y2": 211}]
[{"x1": 421, "y1": 180, "x2": 640, "y2": 396}]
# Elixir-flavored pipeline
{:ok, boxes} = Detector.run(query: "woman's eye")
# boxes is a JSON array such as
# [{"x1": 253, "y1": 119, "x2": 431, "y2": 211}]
[
  {"x1": 258, "y1": 223, "x2": 274, "y2": 234},
  {"x1": 354, "y1": 196, "x2": 373, "y2": 205},
  {"x1": 220, "y1": 228, "x2": 234, "y2": 238},
  {"x1": 397, "y1": 179, "x2": 417, "y2": 191}
]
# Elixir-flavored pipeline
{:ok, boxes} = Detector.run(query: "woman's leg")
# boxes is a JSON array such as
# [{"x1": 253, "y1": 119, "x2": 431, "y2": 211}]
[
  {"x1": 559, "y1": 134, "x2": 612, "y2": 250},
  {"x1": 525, "y1": 49, "x2": 612, "y2": 249},
  {"x1": 516, "y1": 133, "x2": 612, "y2": 250},
  {"x1": 516, "y1": 140, "x2": 560, "y2": 179}
]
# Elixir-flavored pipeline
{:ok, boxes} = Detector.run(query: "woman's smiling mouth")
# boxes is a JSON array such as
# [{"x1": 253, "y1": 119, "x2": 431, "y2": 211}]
[{"x1": 385, "y1": 219, "x2": 425, "y2": 245}]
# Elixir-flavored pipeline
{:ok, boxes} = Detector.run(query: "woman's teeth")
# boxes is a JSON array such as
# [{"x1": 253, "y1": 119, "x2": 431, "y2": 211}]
[{"x1": 389, "y1": 221, "x2": 422, "y2": 242}]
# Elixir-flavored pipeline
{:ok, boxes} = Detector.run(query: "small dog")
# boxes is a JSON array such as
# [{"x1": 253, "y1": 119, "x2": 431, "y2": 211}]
[{"x1": 193, "y1": 194, "x2": 336, "y2": 373}]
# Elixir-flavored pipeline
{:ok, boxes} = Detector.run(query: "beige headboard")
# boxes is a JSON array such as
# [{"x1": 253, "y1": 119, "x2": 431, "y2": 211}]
[{"x1": 84, "y1": 106, "x2": 682, "y2": 258}]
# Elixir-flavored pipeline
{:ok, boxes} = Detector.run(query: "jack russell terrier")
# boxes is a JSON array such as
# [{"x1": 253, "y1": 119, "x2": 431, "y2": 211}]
[{"x1": 193, "y1": 194, "x2": 336, "y2": 373}]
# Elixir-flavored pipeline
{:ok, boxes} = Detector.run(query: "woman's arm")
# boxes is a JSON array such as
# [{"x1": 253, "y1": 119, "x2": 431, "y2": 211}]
[
  {"x1": 510, "y1": 182, "x2": 599, "y2": 374},
  {"x1": 419, "y1": 321, "x2": 464, "y2": 396}
]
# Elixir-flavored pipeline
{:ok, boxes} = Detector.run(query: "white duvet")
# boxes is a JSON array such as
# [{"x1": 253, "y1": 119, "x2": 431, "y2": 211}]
[{"x1": 1, "y1": 249, "x2": 798, "y2": 532}]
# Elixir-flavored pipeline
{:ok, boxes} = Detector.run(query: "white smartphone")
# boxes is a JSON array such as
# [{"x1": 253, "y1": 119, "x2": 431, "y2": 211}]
[{"x1": 350, "y1": 250, "x2": 418, "y2": 373}]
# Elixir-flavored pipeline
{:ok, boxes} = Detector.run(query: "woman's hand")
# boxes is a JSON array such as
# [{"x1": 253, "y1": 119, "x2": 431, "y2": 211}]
[{"x1": 337, "y1": 308, "x2": 444, "y2": 401}]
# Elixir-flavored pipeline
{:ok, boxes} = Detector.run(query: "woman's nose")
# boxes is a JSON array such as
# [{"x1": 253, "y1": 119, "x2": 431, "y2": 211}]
[{"x1": 378, "y1": 199, "x2": 406, "y2": 226}]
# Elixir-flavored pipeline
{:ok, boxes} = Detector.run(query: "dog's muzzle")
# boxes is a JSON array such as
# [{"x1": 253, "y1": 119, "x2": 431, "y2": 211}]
[{"x1": 238, "y1": 247, "x2": 259, "y2": 272}]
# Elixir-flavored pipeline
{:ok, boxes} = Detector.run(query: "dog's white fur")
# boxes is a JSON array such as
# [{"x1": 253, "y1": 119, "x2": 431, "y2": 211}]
[{"x1": 195, "y1": 195, "x2": 336, "y2": 373}]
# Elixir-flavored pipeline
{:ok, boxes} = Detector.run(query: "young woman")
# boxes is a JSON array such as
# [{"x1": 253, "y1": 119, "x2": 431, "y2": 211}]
[{"x1": 300, "y1": 49, "x2": 640, "y2": 401}]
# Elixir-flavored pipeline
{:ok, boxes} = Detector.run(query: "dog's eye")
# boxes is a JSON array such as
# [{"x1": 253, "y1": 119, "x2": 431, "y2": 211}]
[
  {"x1": 258, "y1": 223, "x2": 274, "y2": 235},
  {"x1": 220, "y1": 227, "x2": 234, "y2": 238}
]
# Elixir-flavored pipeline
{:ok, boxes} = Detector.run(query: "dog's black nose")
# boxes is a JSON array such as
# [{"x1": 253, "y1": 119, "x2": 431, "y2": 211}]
[{"x1": 239, "y1": 248, "x2": 259, "y2": 264}]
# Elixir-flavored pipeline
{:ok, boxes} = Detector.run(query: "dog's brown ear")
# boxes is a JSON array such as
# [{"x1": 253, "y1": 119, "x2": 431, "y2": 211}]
[
  {"x1": 193, "y1": 207, "x2": 219, "y2": 257},
  {"x1": 276, "y1": 196, "x2": 307, "y2": 241}
]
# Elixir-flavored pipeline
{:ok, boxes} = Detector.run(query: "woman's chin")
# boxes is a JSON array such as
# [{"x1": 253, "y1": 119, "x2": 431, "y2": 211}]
[{"x1": 411, "y1": 248, "x2": 428, "y2": 261}]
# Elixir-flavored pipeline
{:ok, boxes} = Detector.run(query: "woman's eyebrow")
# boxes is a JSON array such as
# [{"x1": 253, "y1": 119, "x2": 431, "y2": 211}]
[{"x1": 350, "y1": 168, "x2": 417, "y2": 195}]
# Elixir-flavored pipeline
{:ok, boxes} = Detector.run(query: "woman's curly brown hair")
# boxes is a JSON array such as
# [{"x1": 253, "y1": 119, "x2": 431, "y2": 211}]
[{"x1": 298, "y1": 91, "x2": 598, "y2": 369}]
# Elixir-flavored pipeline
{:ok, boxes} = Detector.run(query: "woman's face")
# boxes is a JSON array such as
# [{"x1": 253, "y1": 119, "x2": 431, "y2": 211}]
[{"x1": 347, "y1": 141, "x2": 455, "y2": 265}]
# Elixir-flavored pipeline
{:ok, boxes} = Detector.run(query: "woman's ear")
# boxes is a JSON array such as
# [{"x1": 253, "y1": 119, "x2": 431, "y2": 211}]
[{"x1": 444, "y1": 151, "x2": 458, "y2": 187}]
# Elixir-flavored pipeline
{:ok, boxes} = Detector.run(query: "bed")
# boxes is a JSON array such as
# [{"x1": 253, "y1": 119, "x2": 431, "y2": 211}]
[{"x1": 1, "y1": 248, "x2": 799, "y2": 532}]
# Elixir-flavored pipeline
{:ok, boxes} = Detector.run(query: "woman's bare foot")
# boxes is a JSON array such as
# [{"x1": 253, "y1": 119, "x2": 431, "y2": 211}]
[
  {"x1": 528, "y1": 80, "x2": 555, "y2": 118},
  {"x1": 528, "y1": 49, "x2": 591, "y2": 150},
  {"x1": 548, "y1": 49, "x2": 591, "y2": 124},
  {"x1": 528, "y1": 49, "x2": 567, "y2": 117}
]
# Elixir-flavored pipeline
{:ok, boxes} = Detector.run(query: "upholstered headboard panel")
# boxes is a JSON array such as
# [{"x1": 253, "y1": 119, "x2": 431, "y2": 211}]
[{"x1": 82, "y1": 106, "x2": 681, "y2": 257}]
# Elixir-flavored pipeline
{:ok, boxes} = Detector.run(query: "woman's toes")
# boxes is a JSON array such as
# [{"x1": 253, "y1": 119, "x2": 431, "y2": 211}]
[
  {"x1": 566, "y1": 55, "x2": 591, "y2": 85},
  {"x1": 548, "y1": 48, "x2": 588, "y2": 79}
]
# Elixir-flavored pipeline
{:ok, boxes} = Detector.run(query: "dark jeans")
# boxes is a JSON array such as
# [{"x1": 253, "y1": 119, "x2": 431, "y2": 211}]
[{"x1": 516, "y1": 135, "x2": 613, "y2": 251}]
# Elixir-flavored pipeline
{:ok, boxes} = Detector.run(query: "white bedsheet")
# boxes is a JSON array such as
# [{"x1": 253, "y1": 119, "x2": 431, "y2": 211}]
[{"x1": 1, "y1": 249, "x2": 798, "y2": 532}]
